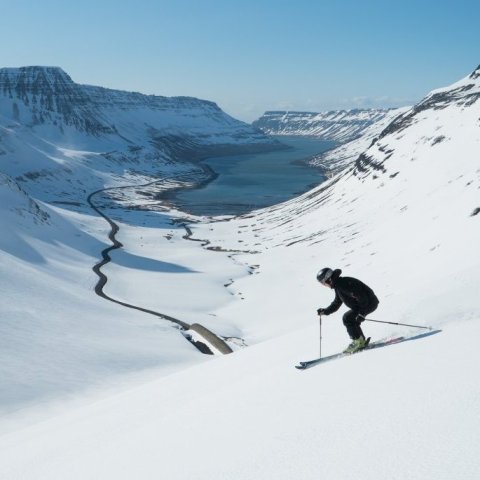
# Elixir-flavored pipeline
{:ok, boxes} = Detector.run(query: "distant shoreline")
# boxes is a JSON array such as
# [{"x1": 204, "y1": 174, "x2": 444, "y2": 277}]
[{"x1": 157, "y1": 140, "x2": 289, "y2": 214}]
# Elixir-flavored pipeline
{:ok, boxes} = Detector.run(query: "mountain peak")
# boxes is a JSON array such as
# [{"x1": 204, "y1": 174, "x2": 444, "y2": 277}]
[
  {"x1": 0, "y1": 65, "x2": 73, "y2": 81},
  {"x1": 0, "y1": 66, "x2": 75, "y2": 99},
  {"x1": 470, "y1": 64, "x2": 480, "y2": 80}
]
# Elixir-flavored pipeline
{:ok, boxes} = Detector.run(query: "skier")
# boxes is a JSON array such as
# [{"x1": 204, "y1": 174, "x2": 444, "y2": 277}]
[{"x1": 316, "y1": 268, "x2": 379, "y2": 353}]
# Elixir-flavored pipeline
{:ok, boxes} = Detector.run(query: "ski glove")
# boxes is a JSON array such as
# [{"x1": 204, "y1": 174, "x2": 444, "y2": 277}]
[
  {"x1": 317, "y1": 308, "x2": 326, "y2": 316},
  {"x1": 356, "y1": 313, "x2": 366, "y2": 322}
]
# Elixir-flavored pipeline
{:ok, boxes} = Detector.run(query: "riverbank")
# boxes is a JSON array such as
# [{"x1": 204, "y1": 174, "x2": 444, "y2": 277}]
[{"x1": 86, "y1": 180, "x2": 245, "y2": 356}]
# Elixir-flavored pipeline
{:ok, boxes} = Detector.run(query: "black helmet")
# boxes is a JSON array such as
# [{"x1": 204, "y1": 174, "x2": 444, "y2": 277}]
[{"x1": 317, "y1": 267, "x2": 333, "y2": 285}]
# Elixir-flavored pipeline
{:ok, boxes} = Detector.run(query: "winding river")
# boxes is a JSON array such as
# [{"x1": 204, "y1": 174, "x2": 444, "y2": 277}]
[{"x1": 87, "y1": 136, "x2": 334, "y2": 353}]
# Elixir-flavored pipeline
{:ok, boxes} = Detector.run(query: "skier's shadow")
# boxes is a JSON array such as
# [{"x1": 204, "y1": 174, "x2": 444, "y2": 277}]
[{"x1": 402, "y1": 329, "x2": 442, "y2": 343}]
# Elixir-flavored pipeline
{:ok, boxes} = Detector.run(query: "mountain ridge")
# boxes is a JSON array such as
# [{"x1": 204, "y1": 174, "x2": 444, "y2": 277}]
[
  {"x1": 0, "y1": 66, "x2": 251, "y2": 136},
  {"x1": 0, "y1": 65, "x2": 282, "y2": 207},
  {"x1": 252, "y1": 108, "x2": 394, "y2": 142}
]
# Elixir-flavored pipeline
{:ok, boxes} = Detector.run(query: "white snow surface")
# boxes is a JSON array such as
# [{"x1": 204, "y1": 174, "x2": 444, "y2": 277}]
[
  {"x1": 0, "y1": 65, "x2": 480, "y2": 479},
  {"x1": 307, "y1": 107, "x2": 410, "y2": 174}
]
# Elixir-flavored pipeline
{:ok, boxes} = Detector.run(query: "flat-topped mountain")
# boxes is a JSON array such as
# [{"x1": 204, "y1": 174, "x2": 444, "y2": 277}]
[
  {"x1": 0, "y1": 66, "x2": 281, "y2": 204},
  {"x1": 252, "y1": 108, "x2": 394, "y2": 142},
  {"x1": 0, "y1": 66, "x2": 275, "y2": 142}
]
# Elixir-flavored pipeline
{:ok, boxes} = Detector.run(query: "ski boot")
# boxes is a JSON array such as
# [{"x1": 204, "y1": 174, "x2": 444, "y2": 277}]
[{"x1": 343, "y1": 336, "x2": 369, "y2": 354}]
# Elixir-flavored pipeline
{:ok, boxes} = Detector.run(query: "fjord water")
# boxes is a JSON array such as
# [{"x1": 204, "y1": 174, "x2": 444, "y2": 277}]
[{"x1": 173, "y1": 136, "x2": 336, "y2": 216}]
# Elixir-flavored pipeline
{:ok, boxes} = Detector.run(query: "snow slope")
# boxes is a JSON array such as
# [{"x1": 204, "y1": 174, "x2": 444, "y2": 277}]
[
  {"x1": 0, "y1": 320, "x2": 477, "y2": 480},
  {"x1": 195, "y1": 65, "x2": 480, "y2": 343},
  {"x1": 307, "y1": 107, "x2": 409, "y2": 175},
  {"x1": 0, "y1": 173, "x2": 210, "y2": 416},
  {"x1": 0, "y1": 66, "x2": 479, "y2": 479},
  {"x1": 0, "y1": 66, "x2": 280, "y2": 415}
]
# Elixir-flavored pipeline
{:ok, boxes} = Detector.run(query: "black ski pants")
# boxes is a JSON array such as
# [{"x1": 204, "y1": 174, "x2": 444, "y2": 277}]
[{"x1": 343, "y1": 306, "x2": 377, "y2": 340}]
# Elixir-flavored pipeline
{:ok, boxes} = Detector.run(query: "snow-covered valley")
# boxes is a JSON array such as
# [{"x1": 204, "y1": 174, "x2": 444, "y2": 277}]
[
  {"x1": 0, "y1": 65, "x2": 479, "y2": 479},
  {"x1": 0, "y1": 66, "x2": 283, "y2": 413}
]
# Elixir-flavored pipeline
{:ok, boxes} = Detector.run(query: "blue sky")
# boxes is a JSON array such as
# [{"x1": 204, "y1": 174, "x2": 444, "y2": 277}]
[{"x1": 1, "y1": 0, "x2": 478, "y2": 121}]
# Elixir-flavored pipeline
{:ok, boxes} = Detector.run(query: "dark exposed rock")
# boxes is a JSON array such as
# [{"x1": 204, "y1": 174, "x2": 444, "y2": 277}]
[
  {"x1": 378, "y1": 84, "x2": 479, "y2": 141},
  {"x1": 354, "y1": 152, "x2": 388, "y2": 175},
  {"x1": 351, "y1": 65, "x2": 480, "y2": 179},
  {"x1": 469, "y1": 65, "x2": 480, "y2": 80},
  {"x1": 0, "y1": 66, "x2": 281, "y2": 147},
  {"x1": 432, "y1": 135, "x2": 446, "y2": 146}
]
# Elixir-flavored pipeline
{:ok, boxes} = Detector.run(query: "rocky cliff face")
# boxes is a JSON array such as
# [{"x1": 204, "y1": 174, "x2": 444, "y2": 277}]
[
  {"x1": 0, "y1": 66, "x2": 275, "y2": 144},
  {"x1": 252, "y1": 108, "x2": 392, "y2": 142},
  {"x1": 0, "y1": 67, "x2": 113, "y2": 134}
]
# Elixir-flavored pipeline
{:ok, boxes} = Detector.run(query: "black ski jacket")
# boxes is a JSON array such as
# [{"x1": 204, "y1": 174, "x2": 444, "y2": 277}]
[{"x1": 323, "y1": 270, "x2": 379, "y2": 316}]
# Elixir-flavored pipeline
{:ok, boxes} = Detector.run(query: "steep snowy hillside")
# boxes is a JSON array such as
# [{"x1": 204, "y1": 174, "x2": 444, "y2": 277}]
[
  {"x1": 0, "y1": 171, "x2": 208, "y2": 414},
  {"x1": 307, "y1": 107, "x2": 409, "y2": 175},
  {"x1": 252, "y1": 108, "x2": 392, "y2": 142},
  {"x1": 0, "y1": 172, "x2": 49, "y2": 225},
  {"x1": 192, "y1": 65, "x2": 480, "y2": 341},
  {"x1": 0, "y1": 171, "x2": 50, "y2": 261},
  {"x1": 0, "y1": 66, "x2": 279, "y2": 414}
]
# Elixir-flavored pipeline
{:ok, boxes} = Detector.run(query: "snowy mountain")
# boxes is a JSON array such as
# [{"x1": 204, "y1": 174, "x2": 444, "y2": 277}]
[
  {"x1": 0, "y1": 66, "x2": 280, "y2": 204},
  {"x1": 306, "y1": 107, "x2": 409, "y2": 175},
  {"x1": 1, "y1": 65, "x2": 479, "y2": 480},
  {"x1": 252, "y1": 108, "x2": 393, "y2": 142},
  {"x1": 0, "y1": 66, "x2": 282, "y2": 414},
  {"x1": 0, "y1": 66, "x2": 273, "y2": 141},
  {"x1": 185, "y1": 63, "x2": 480, "y2": 346}
]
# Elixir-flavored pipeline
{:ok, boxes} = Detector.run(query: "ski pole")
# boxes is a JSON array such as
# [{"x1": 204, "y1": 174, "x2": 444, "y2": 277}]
[
  {"x1": 365, "y1": 317, "x2": 432, "y2": 330},
  {"x1": 319, "y1": 314, "x2": 322, "y2": 359}
]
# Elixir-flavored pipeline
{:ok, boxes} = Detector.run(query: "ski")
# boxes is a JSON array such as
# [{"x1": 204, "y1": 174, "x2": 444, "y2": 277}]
[{"x1": 295, "y1": 336, "x2": 405, "y2": 370}]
